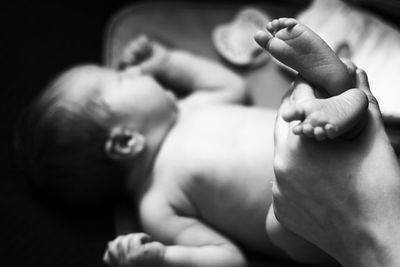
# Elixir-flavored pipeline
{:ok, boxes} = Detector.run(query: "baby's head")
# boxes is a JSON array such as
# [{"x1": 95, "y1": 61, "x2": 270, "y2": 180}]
[{"x1": 15, "y1": 65, "x2": 177, "y2": 209}]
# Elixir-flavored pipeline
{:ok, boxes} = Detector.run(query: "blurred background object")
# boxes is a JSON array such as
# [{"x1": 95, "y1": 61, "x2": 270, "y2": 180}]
[{"x1": 345, "y1": 0, "x2": 400, "y2": 22}]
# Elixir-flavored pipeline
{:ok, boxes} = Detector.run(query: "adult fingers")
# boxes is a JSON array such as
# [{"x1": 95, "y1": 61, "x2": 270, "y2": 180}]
[{"x1": 356, "y1": 69, "x2": 373, "y2": 102}]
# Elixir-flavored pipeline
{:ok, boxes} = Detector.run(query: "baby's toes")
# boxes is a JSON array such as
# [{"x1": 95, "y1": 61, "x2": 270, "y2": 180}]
[
  {"x1": 282, "y1": 104, "x2": 305, "y2": 122},
  {"x1": 254, "y1": 30, "x2": 273, "y2": 49},
  {"x1": 313, "y1": 126, "x2": 327, "y2": 141},
  {"x1": 267, "y1": 18, "x2": 297, "y2": 34},
  {"x1": 325, "y1": 124, "x2": 338, "y2": 139},
  {"x1": 292, "y1": 123, "x2": 303, "y2": 135},
  {"x1": 302, "y1": 123, "x2": 315, "y2": 138},
  {"x1": 268, "y1": 19, "x2": 278, "y2": 31},
  {"x1": 267, "y1": 19, "x2": 285, "y2": 34},
  {"x1": 301, "y1": 102, "x2": 330, "y2": 126},
  {"x1": 281, "y1": 18, "x2": 298, "y2": 28}
]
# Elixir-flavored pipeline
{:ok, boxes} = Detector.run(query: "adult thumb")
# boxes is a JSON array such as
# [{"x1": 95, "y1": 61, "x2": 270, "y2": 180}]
[{"x1": 356, "y1": 69, "x2": 382, "y2": 119}]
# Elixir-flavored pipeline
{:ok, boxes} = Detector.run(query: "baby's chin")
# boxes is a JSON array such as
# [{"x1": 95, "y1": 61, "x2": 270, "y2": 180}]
[
  {"x1": 165, "y1": 90, "x2": 176, "y2": 102},
  {"x1": 167, "y1": 94, "x2": 179, "y2": 120}
]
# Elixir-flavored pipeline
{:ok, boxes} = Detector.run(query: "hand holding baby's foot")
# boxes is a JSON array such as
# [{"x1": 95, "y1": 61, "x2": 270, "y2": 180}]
[
  {"x1": 282, "y1": 85, "x2": 368, "y2": 140},
  {"x1": 118, "y1": 34, "x2": 169, "y2": 75},
  {"x1": 103, "y1": 233, "x2": 165, "y2": 267}
]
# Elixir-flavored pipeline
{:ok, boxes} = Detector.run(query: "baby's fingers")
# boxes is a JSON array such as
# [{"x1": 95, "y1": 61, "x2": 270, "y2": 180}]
[
  {"x1": 103, "y1": 249, "x2": 117, "y2": 267},
  {"x1": 104, "y1": 236, "x2": 128, "y2": 266},
  {"x1": 118, "y1": 35, "x2": 153, "y2": 70},
  {"x1": 104, "y1": 233, "x2": 154, "y2": 267}
]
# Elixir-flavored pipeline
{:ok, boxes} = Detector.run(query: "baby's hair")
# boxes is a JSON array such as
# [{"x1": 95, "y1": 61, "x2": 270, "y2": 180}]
[{"x1": 15, "y1": 65, "x2": 126, "y2": 210}]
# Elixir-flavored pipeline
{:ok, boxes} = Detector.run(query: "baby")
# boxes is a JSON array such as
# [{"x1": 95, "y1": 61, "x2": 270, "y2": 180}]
[{"x1": 16, "y1": 17, "x2": 367, "y2": 267}]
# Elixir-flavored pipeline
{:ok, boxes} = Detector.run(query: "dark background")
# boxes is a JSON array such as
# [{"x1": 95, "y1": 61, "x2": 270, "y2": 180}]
[{"x1": 1, "y1": 1, "x2": 399, "y2": 266}]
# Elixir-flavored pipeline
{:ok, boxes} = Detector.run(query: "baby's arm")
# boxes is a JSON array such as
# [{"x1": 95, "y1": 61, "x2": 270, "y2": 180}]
[
  {"x1": 104, "y1": 231, "x2": 246, "y2": 267},
  {"x1": 158, "y1": 50, "x2": 248, "y2": 107},
  {"x1": 104, "y1": 191, "x2": 247, "y2": 267},
  {"x1": 121, "y1": 35, "x2": 247, "y2": 106}
]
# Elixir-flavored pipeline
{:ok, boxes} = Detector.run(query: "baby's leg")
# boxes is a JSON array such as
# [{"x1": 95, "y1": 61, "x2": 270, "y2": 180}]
[
  {"x1": 255, "y1": 18, "x2": 353, "y2": 95},
  {"x1": 255, "y1": 18, "x2": 368, "y2": 139}
]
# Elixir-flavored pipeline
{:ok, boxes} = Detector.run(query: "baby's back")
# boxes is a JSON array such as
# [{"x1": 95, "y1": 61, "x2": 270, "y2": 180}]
[{"x1": 152, "y1": 105, "x2": 279, "y2": 255}]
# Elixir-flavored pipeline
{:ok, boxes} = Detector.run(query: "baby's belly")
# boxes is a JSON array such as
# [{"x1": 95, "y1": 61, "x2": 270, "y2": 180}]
[
  {"x1": 177, "y1": 106, "x2": 280, "y2": 254},
  {"x1": 188, "y1": 157, "x2": 278, "y2": 255}
]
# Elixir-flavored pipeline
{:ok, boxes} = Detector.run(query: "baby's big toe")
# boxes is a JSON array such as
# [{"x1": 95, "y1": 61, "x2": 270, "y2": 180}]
[
  {"x1": 302, "y1": 123, "x2": 315, "y2": 137},
  {"x1": 281, "y1": 18, "x2": 298, "y2": 28},
  {"x1": 282, "y1": 104, "x2": 305, "y2": 122},
  {"x1": 313, "y1": 126, "x2": 327, "y2": 141},
  {"x1": 254, "y1": 30, "x2": 273, "y2": 50},
  {"x1": 292, "y1": 123, "x2": 303, "y2": 135},
  {"x1": 325, "y1": 124, "x2": 338, "y2": 139}
]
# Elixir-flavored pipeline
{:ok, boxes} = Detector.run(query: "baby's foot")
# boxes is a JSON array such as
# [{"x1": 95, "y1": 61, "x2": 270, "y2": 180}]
[
  {"x1": 282, "y1": 88, "x2": 368, "y2": 140},
  {"x1": 254, "y1": 18, "x2": 353, "y2": 96}
]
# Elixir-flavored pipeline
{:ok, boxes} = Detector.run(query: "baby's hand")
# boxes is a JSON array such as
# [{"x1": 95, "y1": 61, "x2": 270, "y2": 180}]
[
  {"x1": 103, "y1": 233, "x2": 165, "y2": 267},
  {"x1": 118, "y1": 34, "x2": 169, "y2": 75}
]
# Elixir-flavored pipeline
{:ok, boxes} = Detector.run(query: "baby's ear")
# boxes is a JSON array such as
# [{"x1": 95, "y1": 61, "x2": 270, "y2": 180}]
[{"x1": 105, "y1": 126, "x2": 146, "y2": 161}]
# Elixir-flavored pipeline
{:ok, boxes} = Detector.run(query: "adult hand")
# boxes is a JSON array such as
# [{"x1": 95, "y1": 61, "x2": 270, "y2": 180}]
[{"x1": 271, "y1": 69, "x2": 400, "y2": 267}]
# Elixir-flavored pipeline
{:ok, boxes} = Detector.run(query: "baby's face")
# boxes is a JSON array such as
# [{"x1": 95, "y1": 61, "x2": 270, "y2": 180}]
[{"x1": 62, "y1": 66, "x2": 178, "y2": 131}]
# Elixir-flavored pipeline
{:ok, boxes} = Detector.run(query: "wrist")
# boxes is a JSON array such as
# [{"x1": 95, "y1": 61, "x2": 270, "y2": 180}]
[
  {"x1": 339, "y1": 223, "x2": 400, "y2": 267},
  {"x1": 150, "y1": 50, "x2": 173, "y2": 78}
]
